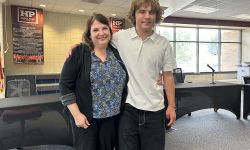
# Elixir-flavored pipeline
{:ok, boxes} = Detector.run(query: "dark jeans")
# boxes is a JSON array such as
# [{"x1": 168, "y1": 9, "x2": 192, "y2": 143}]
[
  {"x1": 118, "y1": 104, "x2": 165, "y2": 150},
  {"x1": 69, "y1": 115, "x2": 119, "y2": 150}
]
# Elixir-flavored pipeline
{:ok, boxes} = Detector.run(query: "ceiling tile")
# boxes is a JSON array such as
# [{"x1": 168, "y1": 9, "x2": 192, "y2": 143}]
[{"x1": 6, "y1": 0, "x2": 250, "y2": 21}]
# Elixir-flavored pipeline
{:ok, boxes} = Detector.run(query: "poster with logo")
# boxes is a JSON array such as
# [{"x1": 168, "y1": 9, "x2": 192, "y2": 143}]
[
  {"x1": 110, "y1": 18, "x2": 125, "y2": 33},
  {"x1": 11, "y1": 5, "x2": 44, "y2": 64}
]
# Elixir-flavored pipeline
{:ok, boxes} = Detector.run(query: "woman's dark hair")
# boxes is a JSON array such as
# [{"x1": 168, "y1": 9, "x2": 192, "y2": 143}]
[
  {"x1": 83, "y1": 13, "x2": 112, "y2": 50},
  {"x1": 128, "y1": 0, "x2": 164, "y2": 26}
]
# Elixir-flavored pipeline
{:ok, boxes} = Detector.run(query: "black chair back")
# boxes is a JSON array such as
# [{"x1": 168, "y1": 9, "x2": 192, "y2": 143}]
[
  {"x1": 173, "y1": 68, "x2": 185, "y2": 83},
  {"x1": 243, "y1": 76, "x2": 250, "y2": 84}
]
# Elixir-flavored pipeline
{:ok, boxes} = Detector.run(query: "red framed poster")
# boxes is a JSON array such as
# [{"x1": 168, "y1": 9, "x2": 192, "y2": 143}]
[
  {"x1": 110, "y1": 18, "x2": 125, "y2": 33},
  {"x1": 11, "y1": 5, "x2": 44, "y2": 64}
]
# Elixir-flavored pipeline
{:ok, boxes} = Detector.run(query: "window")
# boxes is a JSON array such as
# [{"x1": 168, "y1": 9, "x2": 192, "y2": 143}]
[
  {"x1": 175, "y1": 27, "x2": 197, "y2": 72},
  {"x1": 221, "y1": 30, "x2": 241, "y2": 71},
  {"x1": 176, "y1": 42, "x2": 197, "y2": 72},
  {"x1": 221, "y1": 30, "x2": 240, "y2": 42},
  {"x1": 176, "y1": 27, "x2": 196, "y2": 41},
  {"x1": 199, "y1": 43, "x2": 219, "y2": 72},
  {"x1": 221, "y1": 43, "x2": 239, "y2": 71},
  {"x1": 199, "y1": 29, "x2": 219, "y2": 42},
  {"x1": 199, "y1": 29, "x2": 219, "y2": 72},
  {"x1": 156, "y1": 26, "x2": 241, "y2": 73},
  {"x1": 156, "y1": 26, "x2": 173, "y2": 41}
]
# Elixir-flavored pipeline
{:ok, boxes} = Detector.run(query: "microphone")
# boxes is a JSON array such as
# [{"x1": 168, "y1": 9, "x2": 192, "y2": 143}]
[{"x1": 207, "y1": 64, "x2": 215, "y2": 72}]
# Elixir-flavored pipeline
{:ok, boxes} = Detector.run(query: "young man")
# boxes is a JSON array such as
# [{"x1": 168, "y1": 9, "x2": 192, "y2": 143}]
[
  {"x1": 112, "y1": 0, "x2": 176, "y2": 150},
  {"x1": 67, "y1": 1, "x2": 176, "y2": 149}
]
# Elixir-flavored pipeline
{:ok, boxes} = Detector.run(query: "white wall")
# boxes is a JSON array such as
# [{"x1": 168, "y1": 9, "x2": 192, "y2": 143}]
[
  {"x1": 185, "y1": 73, "x2": 237, "y2": 83},
  {"x1": 242, "y1": 28, "x2": 250, "y2": 62}
]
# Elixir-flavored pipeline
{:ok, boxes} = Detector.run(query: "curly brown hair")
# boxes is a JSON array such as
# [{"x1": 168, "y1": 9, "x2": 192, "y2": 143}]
[
  {"x1": 128, "y1": 0, "x2": 164, "y2": 26},
  {"x1": 83, "y1": 13, "x2": 112, "y2": 50}
]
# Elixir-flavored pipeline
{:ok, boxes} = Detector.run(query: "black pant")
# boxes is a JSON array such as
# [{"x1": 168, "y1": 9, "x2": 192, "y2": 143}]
[
  {"x1": 69, "y1": 115, "x2": 119, "y2": 150},
  {"x1": 118, "y1": 104, "x2": 165, "y2": 150}
]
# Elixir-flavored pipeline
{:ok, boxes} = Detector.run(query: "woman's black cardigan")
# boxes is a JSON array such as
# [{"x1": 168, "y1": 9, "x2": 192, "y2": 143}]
[{"x1": 59, "y1": 43, "x2": 128, "y2": 122}]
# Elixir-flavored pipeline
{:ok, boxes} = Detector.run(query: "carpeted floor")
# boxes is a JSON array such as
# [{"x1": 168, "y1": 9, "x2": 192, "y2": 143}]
[{"x1": 165, "y1": 109, "x2": 250, "y2": 150}]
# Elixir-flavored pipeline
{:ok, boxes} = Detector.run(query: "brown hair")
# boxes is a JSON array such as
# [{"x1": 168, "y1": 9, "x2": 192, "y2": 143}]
[
  {"x1": 83, "y1": 13, "x2": 112, "y2": 50},
  {"x1": 128, "y1": 0, "x2": 164, "y2": 26}
]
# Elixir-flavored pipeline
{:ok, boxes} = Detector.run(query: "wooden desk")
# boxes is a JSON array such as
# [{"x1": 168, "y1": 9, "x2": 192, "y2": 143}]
[
  {"x1": 0, "y1": 82, "x2": 243, "y2": 148},
  {"x1": 243, "y1": 84, "x2": 250, "y2": 119},
  {"x1": 0, "y1": 94, "x2": 72, "y2": 149},
  {"x1": 175, "y1": 82, "x2": 242, "y2": 119},
  {"x1": 0, "y1": 93, "x2": 60, "y2": 110}
]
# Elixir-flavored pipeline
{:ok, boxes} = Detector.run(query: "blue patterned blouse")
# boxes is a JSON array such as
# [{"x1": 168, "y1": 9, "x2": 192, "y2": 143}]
[{"x1": 90, "y1": 48, "x2": 126, "y2": 118}]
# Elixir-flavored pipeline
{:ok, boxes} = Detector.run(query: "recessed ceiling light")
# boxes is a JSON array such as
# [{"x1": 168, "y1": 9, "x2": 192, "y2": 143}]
[
  {"x1": 183, "y1": 5, "x2": 218, "y2": 14},
  {"x1": 111, "y1": 14, "x2": 116, "y2": 16},
  {"x1": 78, "y1": 9, "x2": 85, "y2": 12},
  {"x1": 39, "y1": 4, "x2": 46, "y2": 7},
  {"x1": 232, "y1": 14, "x2": 250, "y2": 20}
]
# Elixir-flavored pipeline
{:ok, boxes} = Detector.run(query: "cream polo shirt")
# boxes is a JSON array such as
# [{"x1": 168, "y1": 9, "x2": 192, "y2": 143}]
[{"x1": 112, "y1": 27, "x2": 175, "y2": 111}]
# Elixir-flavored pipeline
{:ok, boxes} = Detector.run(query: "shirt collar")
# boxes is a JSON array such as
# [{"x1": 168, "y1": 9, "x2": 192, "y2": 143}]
[
  {"x1": 129, "y1": 27, "x2": 156, "y2": 41},
  {"x1": 91, "y1": 47, "x2": 112, "y2": 62}
]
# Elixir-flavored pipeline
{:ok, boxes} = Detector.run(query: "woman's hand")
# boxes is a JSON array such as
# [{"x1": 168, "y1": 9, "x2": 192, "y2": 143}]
[
  {"x1": 73, "y1": 112, "x2": 90, "y2": 129},
  {"x1": 67, "y1": 103, "x2": 90, "y2": 129}
]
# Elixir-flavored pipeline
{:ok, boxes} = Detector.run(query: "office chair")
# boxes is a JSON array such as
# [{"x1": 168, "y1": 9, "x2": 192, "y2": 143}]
[
  {"x1": 173, "y1": 68, "x2": 185, "y2": 83},
  {"x1": 2, "y1": 76, "x2": 42, "y2": 141},
  {"x1": 173, "y1": 68, "x2": 192, "y2": 117}
]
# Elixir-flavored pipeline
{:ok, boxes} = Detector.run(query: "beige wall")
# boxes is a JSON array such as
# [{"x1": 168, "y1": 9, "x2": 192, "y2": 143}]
[
  {"x1": 42, "y1": 12, "x2": 87, "y2": 74},
  {"x1": 0, "y1": 3, "x2": 4, "y2": 98},
  {"x1": 3, "y1": 6, "x2": 88, "y2": 75},
  {"x1": 3, "y1": 6, "x2": 133, "y2": 75},
  {"x1": 2, "y1": 5, "x2": 238, "y2": 82}
]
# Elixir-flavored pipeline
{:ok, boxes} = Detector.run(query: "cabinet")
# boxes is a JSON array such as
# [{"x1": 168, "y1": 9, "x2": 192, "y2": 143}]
[
  {"x1": 237, "y1": 66, "x2": 250, "y2": 79},
  {"x1": 36, "y1": 74, "x2": 60, "y2": 95},
  {"x1": 6, "y1": 74, "x2": 60, "y2": 96}
]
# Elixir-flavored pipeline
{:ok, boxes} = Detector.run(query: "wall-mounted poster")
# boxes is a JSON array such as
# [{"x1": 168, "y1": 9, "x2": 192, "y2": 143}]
[
  {"x1": 11, "y1": 5, "x2": 44, "y2": 64},
  {"x1": 110, "y1": 18, "x2": 125, "y2": 33}
]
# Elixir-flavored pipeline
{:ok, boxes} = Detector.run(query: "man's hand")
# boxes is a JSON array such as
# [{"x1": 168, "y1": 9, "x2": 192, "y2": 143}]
[
  {"x1": 166, "y1": 106, "x2": 176, "y2": 127},
  {"x1": 163, "y1": 71, "x2": 176, "y2": 127},
  {"x1": 66, "y1": 44, "x2": 78, "y2": 58}
]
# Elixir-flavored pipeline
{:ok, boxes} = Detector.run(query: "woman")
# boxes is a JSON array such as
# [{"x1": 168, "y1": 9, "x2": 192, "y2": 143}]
[{"x1": 59, "y1": 13, "x2": 128, "y2": 150}]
